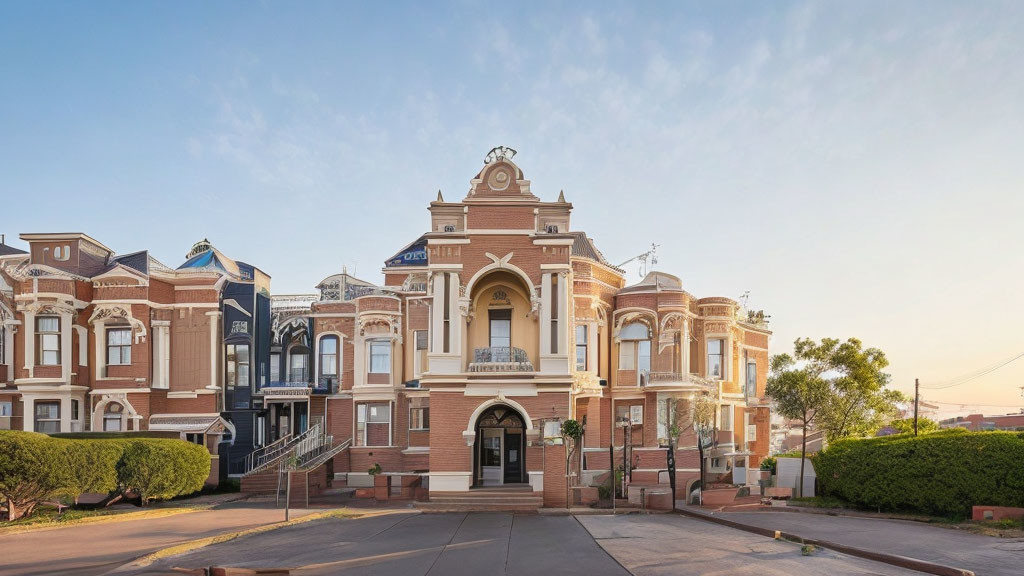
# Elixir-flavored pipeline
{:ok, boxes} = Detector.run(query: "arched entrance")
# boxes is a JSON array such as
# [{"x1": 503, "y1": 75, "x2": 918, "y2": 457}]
[{"x1": 473, "y1": 404, "x2": 527, "y2": 486}]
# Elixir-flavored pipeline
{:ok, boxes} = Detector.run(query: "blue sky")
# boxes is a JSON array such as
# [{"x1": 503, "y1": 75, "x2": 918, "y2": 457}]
[{"x1": 2, "y1": 1, "x2": 1023, "y2": 413}]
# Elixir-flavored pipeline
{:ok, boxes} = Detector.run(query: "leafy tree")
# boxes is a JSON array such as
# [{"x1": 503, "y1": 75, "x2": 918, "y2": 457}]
[
  {"x1": 561, "y1": 419, "x2": 584, "y2": 507},
  {"x1": 888, "y1": 417, "x2": 939, "y2": 435},
  {"x1": 769, "y1": 337, "x2": 901, "y2": 496},
  {"x1": 116, "y1": 440, "x2": 209, "y2": 505},
  {"x1": 691, "y1": 393, "x2": 716, "y2": 505},
  {"x1": 766, "y1": 353, "x2": 831, "y2": 497}
]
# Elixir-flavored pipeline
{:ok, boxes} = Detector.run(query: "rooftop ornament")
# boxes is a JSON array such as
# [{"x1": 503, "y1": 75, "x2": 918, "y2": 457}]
[{"x1": 484, "y1": 146, "x2": 516, "y2": 164}]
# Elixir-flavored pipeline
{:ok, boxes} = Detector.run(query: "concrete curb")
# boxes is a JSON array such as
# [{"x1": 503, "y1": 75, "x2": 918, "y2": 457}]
[
  {"x1": 0, "y1": 506, "x2": 204, "y2": 536},
  {"x1": 676, "y1": 507, "x2": 976, "y2": 576},
  {"x1": 110, "y1": 508, "x2": 409, "y2": 573}
]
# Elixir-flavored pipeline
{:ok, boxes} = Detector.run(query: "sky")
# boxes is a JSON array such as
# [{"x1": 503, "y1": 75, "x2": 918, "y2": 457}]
[{"x1": 1, "y1": 1, "x2": 1022, "y2": 416}]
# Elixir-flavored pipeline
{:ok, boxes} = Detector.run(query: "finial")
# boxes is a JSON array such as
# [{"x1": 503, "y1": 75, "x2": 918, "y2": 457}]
[
  {"x1": 558, "y1": 189, "x2": 566, "y2": 203},
  {"x1": 437, "y1": 189, "x2": 444, "y2": 202}
]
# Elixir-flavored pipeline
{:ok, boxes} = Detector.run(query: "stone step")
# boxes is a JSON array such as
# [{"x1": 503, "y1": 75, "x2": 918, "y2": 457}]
[{"x1": 414, "y1": 501, "x2": 540, "y2": 513}]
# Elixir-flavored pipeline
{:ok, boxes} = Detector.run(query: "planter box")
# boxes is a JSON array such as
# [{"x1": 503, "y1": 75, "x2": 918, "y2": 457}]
[
  {"x1": 973, "y1": 506, "x2": 1024, "y2": 522},
  {"x1": 373, "y1": 474, "x2": 391, "y2": 502}
]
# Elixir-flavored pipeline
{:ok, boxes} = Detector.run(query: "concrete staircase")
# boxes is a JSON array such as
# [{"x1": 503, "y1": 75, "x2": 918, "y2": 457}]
[{"x1": 415, "y1": 484, "x2": 542, "y2": 513}]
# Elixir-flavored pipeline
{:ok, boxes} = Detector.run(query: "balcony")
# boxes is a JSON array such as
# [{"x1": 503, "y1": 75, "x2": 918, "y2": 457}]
[
  {"x1": 264, "y1": 377, "x2": 338, "y2": 395},
  {"x1": 468, "y1": 347, "x2": 534, "y2": 373},
  {"x1": 641, "y1": 371, "x2": 715, "y2": 391}
]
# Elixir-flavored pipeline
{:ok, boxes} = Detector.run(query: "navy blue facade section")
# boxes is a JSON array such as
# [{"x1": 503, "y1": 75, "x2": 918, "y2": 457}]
[{"x1": 220, "y1": 278, "x2": 272, "y2": 476}]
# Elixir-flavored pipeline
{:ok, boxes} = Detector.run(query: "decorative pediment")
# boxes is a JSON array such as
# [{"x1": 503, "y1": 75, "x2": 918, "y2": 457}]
[
  {"x1": 613, "y1": 310, "x2": 656, "y2": 341},
  {"x1": 357, "y1": 313, "x2": 402, "y2": 342},
  {"x1": 88, "y1": 304, "x2": 147, "y2": 343}
]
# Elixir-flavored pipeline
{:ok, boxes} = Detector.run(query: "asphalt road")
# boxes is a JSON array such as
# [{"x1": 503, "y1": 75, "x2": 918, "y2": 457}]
[
  {"x1": 0, "y1": 502, "x2": 317, "y2": 576},
  {"x1": 125, "y1": 512, "x2": 920, "y2": 576},
  {"x1": 714, "y1": 510, "x2": 1024, "y2": 576}
]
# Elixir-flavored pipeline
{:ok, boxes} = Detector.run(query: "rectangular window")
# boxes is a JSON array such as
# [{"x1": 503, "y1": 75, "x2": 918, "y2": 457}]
[
  {"x1": 369, "y1": 341, "x2": 391, "y2": 374},
  {"x1": 106, "y1": 328, "x2": 132, "y2": 366},
  {"x1": 707, "y1": 339, "x2": 724, "y2": 379},
  {"x1": 720, "y1": 405, "x2": 732, "y2": 431},
  {"x1": 619, "y1": 342, "x2": 635, "y2": 370},
  {"x1": 71, "y1": 399, "x2": 79, "y2": 421},
  {"x1": 489, "y1": 309, "x2": 511, "y2": 350},
  {"x1": 36, "y1": 316, "x2": 61, "y2": 366},
  {"x1": 34, "y1": 401, "x2": 60, "y2": 434},
  {"x1": 746, "y1": 358, "x2": 757, "y2": 399},
  {"x1": 319, "y1": 337, "x2": 338, "y2": 377},
  {"x1": 270, "y1": 353, "x2": 280, "y2": 383},
  {"x1": 550, "y1": 274, "x2": 559, "y2": 354},
  {"x1": 226, "y1": 344, "x2": 250, "y2": 391},
  {"x1": 0, "y1": 326, "x2": 5, "y2": 364},
  {"x1": 357, "y1": 402, "x2": 391, "y2": 446},
  {"x1": 410, "y1": 407, "x2": 429, "y2": 430},
  {"x1": 414, "y1": 330, "x2": 427, "y2": 377},
  {"x1": 575, "y1": 325, "x2": 588, "y2": 371},
  {"x1": 745, "y1": 413, "x2": 757, "y2": 442},
  {"x1": 637, "y1": 340, "x2": 651, "y2": 374},
  {"x1": 289, "y1": 352, "x2": 308, "y2": 382}
]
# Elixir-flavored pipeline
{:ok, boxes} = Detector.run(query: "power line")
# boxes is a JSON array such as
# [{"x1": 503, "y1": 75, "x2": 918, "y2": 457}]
[{"x1": 919, "y1": 351, "x2": 1024, "y2": 390}]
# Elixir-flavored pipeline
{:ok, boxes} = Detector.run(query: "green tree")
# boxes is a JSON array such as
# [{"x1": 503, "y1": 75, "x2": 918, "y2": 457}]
[
  {"x1": 802, "y1": 338, "x2": 902, "y2": 442},
  {"x1": 691, "y1": 393, "x2": 716, "y2": 505},
  {"x1": 766, "y1": 353, "x2": 831, "y2": 497},
  {"x1": 888, "y1": 417, "x2": 939, "y2": 435},
  {"x1": 0, "y1": 432, "x2": 69, "y2": 520}
]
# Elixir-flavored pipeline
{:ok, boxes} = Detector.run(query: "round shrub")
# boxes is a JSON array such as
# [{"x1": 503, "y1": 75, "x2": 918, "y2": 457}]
[
  {"x1": 0, "y1": 431, "x2": 70, "y2": 520},
  {"x1": 116, "y1": 439, "x2": 209, "y2": 505},
  {"x1": 814, "y1": 430, "x2": 1024, "y2": 518}
]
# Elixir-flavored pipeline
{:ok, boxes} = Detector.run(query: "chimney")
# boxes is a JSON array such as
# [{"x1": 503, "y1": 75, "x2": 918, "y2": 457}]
[{"x1": 1, "y1": 234, "x2": 5, "y2": 245}]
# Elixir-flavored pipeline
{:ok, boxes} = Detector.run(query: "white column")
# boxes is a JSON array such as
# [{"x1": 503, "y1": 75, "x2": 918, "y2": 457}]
[
  {"x1": 94, "y1": 321, "x2": 106, "y2": 380},
  {"x1": 353, "y1": 336, "x2": 365, "y2": 387},
  {"x1": 60, "y1": 396, "x2": 72, "y2": 432},
  {"x1": 539, "y1": 273, "x2": 552, "y2": 355},
  {"x1": 682, "y1": 317, "x2": 690, "y2": 376},
  {"x1": 427, "y1": 271, "x2": 462, "y2": 374},
  {"x1": 22, "y1": 397, "x2": 34, "y2": 431},
  {"x1": 152, "y1": 321, "x2": 170, "y2": 389},
  {"x1": 75, "y1": 325, "x2": 88, "y2": 367},
  {"x1": 23, "y1": 310, "x2": 34, "y2": 374},
  {"x1": 587, "y1": 322, "x2": 598, "y2": 373},
  {"x1": 206, "y1": 311, "x2": 221, "y2": 390},
  {"x1": 2, "y1": 324, "x2": 13, "y2": 368},
  {"x1": 60, "y1": 312, "x2": 72, "y2": 382}
]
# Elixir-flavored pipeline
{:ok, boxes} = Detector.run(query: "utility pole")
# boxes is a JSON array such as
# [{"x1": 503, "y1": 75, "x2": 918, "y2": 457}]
[{"x1": 913, "y1": 378, "x2": 920, "y2": 437}]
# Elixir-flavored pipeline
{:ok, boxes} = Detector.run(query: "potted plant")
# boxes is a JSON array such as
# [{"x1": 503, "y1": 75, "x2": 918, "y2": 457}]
[{"x1": 369, "y1": 463, "x2": 390, "y2": 501}]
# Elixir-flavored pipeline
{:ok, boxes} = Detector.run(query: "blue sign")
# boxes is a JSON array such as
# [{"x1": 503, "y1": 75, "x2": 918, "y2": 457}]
[{"x1": 385, "y1": 238, "x2": 428, "y2": 267}]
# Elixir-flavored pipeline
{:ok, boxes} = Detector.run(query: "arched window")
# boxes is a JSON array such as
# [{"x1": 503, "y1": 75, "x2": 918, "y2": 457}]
[
  {"x1": 288, "y1": 346, "x2": 310, "y2": 383},
  {"x1": 618, "y1": 322, "x2": 651, "y2": 384},
  {"x1": 104, "y1": 402, "x2": 124, "y2": 432},
  {"x1": 318, "y1": 336, "x2": 339, "y2": 387}
]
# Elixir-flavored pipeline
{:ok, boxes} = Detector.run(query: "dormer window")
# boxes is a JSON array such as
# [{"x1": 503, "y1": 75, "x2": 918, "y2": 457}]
[{"x1": 53, "y1": 246, "x2": 70, "y2": 261}]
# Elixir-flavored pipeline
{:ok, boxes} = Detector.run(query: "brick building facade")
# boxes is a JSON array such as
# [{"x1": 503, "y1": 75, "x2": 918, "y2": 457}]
[{"x1": 0, "y1": 148, "x2": 772, "y2": 503}]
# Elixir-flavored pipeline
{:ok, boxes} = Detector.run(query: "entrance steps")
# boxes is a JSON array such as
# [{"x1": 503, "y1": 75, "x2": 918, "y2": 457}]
[{"x1": 415, "y1": 485, "x2": 542, "y2": 513}]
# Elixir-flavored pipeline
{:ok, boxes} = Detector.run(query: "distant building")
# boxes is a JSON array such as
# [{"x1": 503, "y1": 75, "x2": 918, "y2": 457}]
[{"x1": 939, "y1": 411, "x2": 1024, "y2": 431}]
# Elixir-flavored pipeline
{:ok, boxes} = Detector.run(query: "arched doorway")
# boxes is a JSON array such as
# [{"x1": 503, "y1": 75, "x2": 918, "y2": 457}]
[{"x1": 473, "y1": 404, "x2": 527, "y2": 486}]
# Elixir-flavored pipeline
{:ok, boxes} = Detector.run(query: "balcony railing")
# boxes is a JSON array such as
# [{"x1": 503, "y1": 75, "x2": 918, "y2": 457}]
[
  {"x1": 264, "y1": 377, "x2": 337, "y2": 395},
  {"x1": 468, "y1": 346, "x2": 534, "y2": 372}
]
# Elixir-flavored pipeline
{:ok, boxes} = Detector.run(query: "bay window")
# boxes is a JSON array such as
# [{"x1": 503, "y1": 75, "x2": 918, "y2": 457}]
[
  {"x1": 36, "y1": 316, "x2": 60, "y2": 366},
  {"x1": 106, "y1": 327, "x2": 132, "y2": 365},
  {"x1": 318, "y1": 336, "x2": 339, "y2": 387},
  {"x1": 369, "y1": 341, "x2": 391, "y2": 374},
  {"x1": 357, "y1": 402, "x2": 391, "y2": 446},
  {"x1": 34, "y1": 401, "x2": 60, "y2": 434},
  {"x1": 575, "y1": 325, "x2": 588, "y2": 371},
  {"x1": 410, "y1": 406, "x2": 429, "y2": 430}
]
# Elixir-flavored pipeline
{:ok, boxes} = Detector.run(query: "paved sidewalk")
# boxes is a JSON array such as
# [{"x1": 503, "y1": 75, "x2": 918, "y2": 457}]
[
  {"x1": 707, "y1": 509, "x2": 1024, "y2": 576},
  {"x1": 0, "y1": 501, "x2": 317, "y2": 576},
  {"x1": 578, "y1": 514, "x2": 919, "y2": 575}
]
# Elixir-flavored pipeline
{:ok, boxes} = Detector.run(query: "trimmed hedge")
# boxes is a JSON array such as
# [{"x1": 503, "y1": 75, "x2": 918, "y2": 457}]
[
  {"x1": 814, "y1": 429, "x2": 1024, "y2": 518},
  {"x1": 0, "y1": 431, "x2": 210, "y2": 519}
]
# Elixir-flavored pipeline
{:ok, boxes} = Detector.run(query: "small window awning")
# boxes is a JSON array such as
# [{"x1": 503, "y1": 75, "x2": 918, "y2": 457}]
[{"x1": 149, "y1": 414, "x2": 231, "y2": 435}]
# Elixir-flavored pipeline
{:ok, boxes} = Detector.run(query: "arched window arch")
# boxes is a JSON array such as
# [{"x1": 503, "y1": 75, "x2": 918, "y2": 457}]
[
  {"x1": 287, "y1": 344, "x2": 310, "y2": 383},
  {"x1": 618, "y1": 321, "x2": 652, "y2": 385},
  {"x1": 318, "y1": 335, "x2": 339, "y2": 388},
  {"x1": 104, "y1": 402, "x2": 124, "y2": 432}
]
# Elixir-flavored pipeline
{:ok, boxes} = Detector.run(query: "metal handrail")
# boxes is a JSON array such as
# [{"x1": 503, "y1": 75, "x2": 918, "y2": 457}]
[
  {"x1": 244, "y1": 433, "x2": 293, "y2": 475},
  {"x1": 245, "y1": 423, "x2": 323, "y2": 476}
]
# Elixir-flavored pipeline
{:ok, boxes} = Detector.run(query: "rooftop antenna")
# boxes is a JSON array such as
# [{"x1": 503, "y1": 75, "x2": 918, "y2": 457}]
[
  {"x1": 739, "y1": 291, "x2": 751, "y2": 309},
  {"x1": 617, "y1": 243, "x2": 660, "y2": 279}
]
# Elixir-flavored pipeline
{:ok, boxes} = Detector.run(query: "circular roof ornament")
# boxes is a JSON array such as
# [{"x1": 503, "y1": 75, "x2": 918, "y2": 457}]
[{"x1": 488, "y1": 168, "x2": 511, "y2": 191}]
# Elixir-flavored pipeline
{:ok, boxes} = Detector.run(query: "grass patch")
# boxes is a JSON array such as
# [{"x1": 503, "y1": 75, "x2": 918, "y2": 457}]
[{"x1": 0, "y1": 504, "x2": 204, "y2": 535}]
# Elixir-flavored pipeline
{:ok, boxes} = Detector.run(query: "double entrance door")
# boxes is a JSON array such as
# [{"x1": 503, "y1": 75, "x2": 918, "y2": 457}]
[{"x1": 477, "y1": 427, "x2": 524, "y2": 486}]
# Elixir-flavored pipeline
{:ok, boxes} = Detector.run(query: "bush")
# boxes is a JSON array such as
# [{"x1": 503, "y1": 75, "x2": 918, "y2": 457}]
[
  {"x1": 760, "y1": 456, "x2": 777, "y2": 475},
  {"x1": 116, "y1": 440, "x2": 209, "y2": 505},
  {"x1": 0, "y1": 432, "x2": 69, "y2": 520},
  {"x1": 814, "y1": 430, "x2": 1024, "y2": 518},
  {"x1": 0, "y1": 431, "x2": 210, "y2": 517}
]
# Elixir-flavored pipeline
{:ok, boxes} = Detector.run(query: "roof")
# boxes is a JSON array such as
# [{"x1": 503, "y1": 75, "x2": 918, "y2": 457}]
[
  {"x1": 569, "y1": 231, "x2": 621, "y2": 271},
  {"x1": 619, "y1": 270, "x2": 683, "y2": 294},
  {"x1": 148, "y1": 414, "x2": 230, "y2": 434},
  {"x1": 112, "y1": 250, "x2": 149, "y2": 275},
  {"x1": 384, "y1": 234, "x2": 428, "y2": 268},
  {"x1": 19, "y1": 232, "x2": 115, "y2": 255},
  {"x1": 0, "y1": 243, "x2": 27, "y2": 256},
  {"x1": 177, "y1": 242, "x2": 242, "y2": 278}
]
